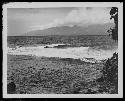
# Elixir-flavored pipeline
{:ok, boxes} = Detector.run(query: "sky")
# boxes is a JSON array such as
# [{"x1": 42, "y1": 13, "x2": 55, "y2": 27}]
[{"x1": 7, "y1": 7, "x2": 113, "y2": 36}]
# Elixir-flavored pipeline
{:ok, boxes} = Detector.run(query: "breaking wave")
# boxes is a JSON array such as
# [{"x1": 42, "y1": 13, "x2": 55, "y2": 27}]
[{"x1": 7, "y1": 44, "x2": 117, "y2": 63}]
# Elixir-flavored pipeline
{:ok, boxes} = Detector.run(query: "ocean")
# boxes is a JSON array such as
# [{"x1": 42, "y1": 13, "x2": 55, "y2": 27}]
[{"x1": 7, "y1": 35, "x2": 118, "y2": 63}]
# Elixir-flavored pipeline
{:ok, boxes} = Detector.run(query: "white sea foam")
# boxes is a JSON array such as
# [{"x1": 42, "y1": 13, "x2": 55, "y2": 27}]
[{"x1": 7, "y1": 44, "x2": 117, "y2": 62}]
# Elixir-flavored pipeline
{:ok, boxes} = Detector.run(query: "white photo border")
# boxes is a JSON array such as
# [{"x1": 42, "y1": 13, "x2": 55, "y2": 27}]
[{"x1": 2, "y1": 2, "x2": 123, "y2": 98}]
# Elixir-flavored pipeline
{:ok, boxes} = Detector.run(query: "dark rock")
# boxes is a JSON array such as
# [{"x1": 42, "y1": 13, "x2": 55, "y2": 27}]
[
  {"x1": 54, "y1": 45, "x2": 68, "y2": 48},
  {"x1": 20, "y1": 91, "x2": 26, "y2": 94},
  {"x1": 96, "y1": 77, "x2": 104, "y2": 82},
  {"x1": 71, "y1": 88, "x2": 81, "y2": 94},
  {"x1": 44, "y1": 46, "x2": 50, "y2": 48},
  {"x1": 7, "y1": 82, "x2": 16, "y2": 94},
  {"x1": 98, "y1": 89, "x2": 104, "y2": 93}
]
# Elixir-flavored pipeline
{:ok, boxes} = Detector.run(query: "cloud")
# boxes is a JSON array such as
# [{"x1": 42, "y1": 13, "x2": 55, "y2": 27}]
[{"x1": 31, "y1": 7, "x2": 113, "y2": 30}]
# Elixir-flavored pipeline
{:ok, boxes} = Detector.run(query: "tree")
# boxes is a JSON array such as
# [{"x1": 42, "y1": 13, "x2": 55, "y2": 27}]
[{"x1": 107, "y1": 7, "x2": 118, "y2": 41}]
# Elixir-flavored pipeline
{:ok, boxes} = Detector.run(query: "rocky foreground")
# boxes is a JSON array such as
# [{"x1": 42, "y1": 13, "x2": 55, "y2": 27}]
[{"x1": 7, "y1": 54, "x2": 117, "y2": 94}]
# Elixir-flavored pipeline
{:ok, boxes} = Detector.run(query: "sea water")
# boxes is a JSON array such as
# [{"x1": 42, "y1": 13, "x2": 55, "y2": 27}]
[{"x1": 7, "y1": 35, "x2": 118, "y2": 63}]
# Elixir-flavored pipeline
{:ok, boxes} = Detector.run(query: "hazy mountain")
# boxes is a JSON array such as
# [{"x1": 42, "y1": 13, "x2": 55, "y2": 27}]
[{"x1": 23, "y1": 23, "x2": 114, "y2": 36}]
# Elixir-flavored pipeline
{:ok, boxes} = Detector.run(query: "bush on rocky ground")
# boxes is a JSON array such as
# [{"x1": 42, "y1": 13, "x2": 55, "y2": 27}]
[{"x1": 100, "y1": 52, "x2": 118, "y2": 94}]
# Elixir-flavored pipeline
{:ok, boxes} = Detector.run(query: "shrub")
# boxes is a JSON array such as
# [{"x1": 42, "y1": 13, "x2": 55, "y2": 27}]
[{"x1": 102, "y1": 52, "x2": 118, "y2": 93}]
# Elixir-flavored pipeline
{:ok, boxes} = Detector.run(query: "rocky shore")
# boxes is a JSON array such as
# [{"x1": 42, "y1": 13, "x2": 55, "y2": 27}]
[{"x1": 7, "y1": 54, "x2": 107, "y2": 94}]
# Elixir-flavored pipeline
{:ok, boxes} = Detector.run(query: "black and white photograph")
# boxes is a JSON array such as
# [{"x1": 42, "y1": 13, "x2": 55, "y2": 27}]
[{"x1": 2, "y1": 2, "x2": 123, "y2": 98}]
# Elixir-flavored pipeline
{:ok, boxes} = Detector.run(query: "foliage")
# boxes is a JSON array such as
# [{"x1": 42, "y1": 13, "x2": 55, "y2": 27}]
[
  {"x1": 107, "y1": 7, "x2": 118, "y2": 41},
  {"x1": 101, "y1": 7, "x2": 118, "y2": 93},
  {"x1": 103, "y1": 52, "x2": 118, "y2": 83}
]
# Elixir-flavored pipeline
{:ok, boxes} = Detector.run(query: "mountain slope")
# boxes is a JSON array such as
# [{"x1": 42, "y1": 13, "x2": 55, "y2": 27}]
[{"x1": 23, "y1": 23, "x2": 114, "y2": 36}]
